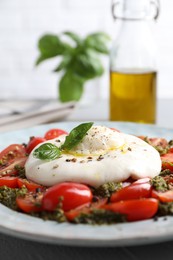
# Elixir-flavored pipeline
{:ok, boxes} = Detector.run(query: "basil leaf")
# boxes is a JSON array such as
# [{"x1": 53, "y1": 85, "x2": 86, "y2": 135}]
[
  {"x1": 61, "y1": 122, "x2": 93, "y2": 150},
  {"x1": 59, "y1": 71, "x2": 85, "y2": 102},
  {"x1": 63, "y1": 31, "x2": 82, "y2": 45},
  {"x1": 36, "y1": 34, "x2": 72, "y2": 65},
  {"x1": 84, "y1": 32, "x2": 110, "y2": 54},
  {"x1": 72, "y1": 50, "x2": 104, "y2": 79},
  {"x1": 54, "y1": 56, "x2": 71, "y2": 72},
  {"x1": 33, "y1": 143, "x2": 61, "y2": 160}
]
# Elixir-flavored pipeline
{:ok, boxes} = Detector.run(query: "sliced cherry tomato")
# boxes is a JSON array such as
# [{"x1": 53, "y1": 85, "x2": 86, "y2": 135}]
[
  {"x1": 16, "y1": 193, "x2": 43, "y2": 213},
  {"x1": 110, "y1": 128, "x2": 120, "y2": 132},
  {"x1": 65, "y1": 198, "x2": 108, "y2": 221},
  {"x1": 161, "y1": 153, "x2": 173, "y2": 171},
  {"x1": 26, "y1": 137, "x2": 46, "y2": 154},
  {"x1": 168, "y1": 147, "x2": 173, "y2": 153},
  {"x1": 102, "y1": 198, "x2": 158, "y2": 221},
  {"x1": 17, "y1": 178, "x2": 43, "y2": 192},
  {"x1": 137, "y1": 136, "x2": 168, "y2": 148},
  {"x1": 148, "y1": 138, "x2": 168, "y2": 148},
  {"x1": 110, "y1": 181, "x2": 152, "y2": 202},
  {"x1": 44, "y1": 129, "x2": 68, "y2": 140},
  {"x1": 151, "y1": 189, "x2": 173, "y2": 202},
  {"x1": 0, "y1": 157, "x2": 27, "y2": 177},
  {"x1": 42, "y1": 182, "x2": 93, "y2": 212},
  {"x1": 0, "y1": 176, "x2": 18, "y2": 188},
  {"x1": 0, "y1": 144, "x2": 26, "y2": 164},
  {"x1": 133, "y1": 178, "x2": 150, "y2": 184}
]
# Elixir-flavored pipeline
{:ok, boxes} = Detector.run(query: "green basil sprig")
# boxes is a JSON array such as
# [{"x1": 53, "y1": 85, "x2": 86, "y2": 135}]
[
  {"x1": 61, "y1": 122, "x2": 93, "y2": 150},
  {"x1": 36, "y1": 32, "x2": 110, "y2": 102},
  {"x1": 33, "y1": 122, "x2": 93, "y2": 161},
  {"x1": 33, "y1": 143, "x2": 62, "y2": 160}
]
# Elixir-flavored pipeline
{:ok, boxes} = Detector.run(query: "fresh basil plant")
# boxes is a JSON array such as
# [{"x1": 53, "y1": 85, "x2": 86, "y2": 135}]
[{"x1": 36, "y1": 32, "x2": 110, "y2": 102}]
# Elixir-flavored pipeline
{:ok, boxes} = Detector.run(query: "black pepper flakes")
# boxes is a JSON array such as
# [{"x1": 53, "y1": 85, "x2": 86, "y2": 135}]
[
  {"x1": 127, "y1": 147, "x2": 132, "y2": 151},
  {"x1": 153, "y1": 216, "x2": 158, "y2": 222},
  {"x1": 52, "y1": 164, "x2": 59, "y2": 169},
  {"x1": 71, "y1": 158, "x2": 77, "y2": 163},
  {"x1": 97, "y1": 155, "x2": 104, "y2": 161},
  {"x1": 65, "y1": 159, "x2": 71, "y2": 162},
  {"x1": 80, "y1": 160, "x2": 85, "y2": 163}
]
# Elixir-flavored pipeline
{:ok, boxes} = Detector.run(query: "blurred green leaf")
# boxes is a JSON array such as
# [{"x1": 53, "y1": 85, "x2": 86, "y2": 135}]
[
  {"x1": 63, "y1": 31, "x2": 82, "y2": 45},
  {"x1": 35, "y1": 31, "x2": 110, "y2": 102},
  {"x1": 36, "y1": 34, "x2": 72, "y2": 65},
  {"x1": 54, "y1": 56, "x2": 71, "y2": 72},
  {"x1": 72, "y1": 50, "x2": 104, "y2": 79},
  {"x1": 85, "y1": 32, "x2": 110, "y2": 54},
  {"x1": 59, "y1": 71, "x2": 85, "y2": 102}
]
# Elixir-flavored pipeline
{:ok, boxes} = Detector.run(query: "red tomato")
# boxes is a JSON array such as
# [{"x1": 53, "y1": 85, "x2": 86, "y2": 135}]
[
  {"x1": 110, "y1": 128, "x2": 120, "y2": 132},
  {"x1": 102, "y1": 199, "x2": 158, "y2": 221},
  {"x1": 17, "y1": 178, "x2": 43, "y2": 192},
  {"x1": 148, "y1": 138, "x2": 168, "y2": 148},
  {"x1": 161, "y1": 153, "x2": 173, "y2": 171},
  {"x1": 151, "y1": 189, "x2": 173, "y2": 202},
  {"x1": 110, "y1": 181, "x2": 152, "y2": 202},
  {"x1": 0, "y1": 157, "x2": 27, "y2": 177},
  {"x1": 42, "y1": 182, "x2": 93, "y2": 212},
  {"x1": 16, "y1": 193, "x2": 43, "y2": 213},
  {"x1": 168, "y1": 147, "x2": 173, "y2": 153},
  {"x1": 0, "y1": 144, "x2": 26, "y2": 164},
  {"x1": 44, "y1": 128, "x2": 68, "y2": 140},
  {"x1": 137, "y1": 137, "x2": 168, "y2": 148},
  {"x1": 65, "y1": 198, "x2": 108, "y2": 221},
  {"x1": 26, "y1": 137, "x2": 46, "y2": 154},
  {"x1": 133, "y1": 178, "x2": 150, "y2": 184},
  {"x1": 0, "y1": 176, "x2": 18, "y2": 188}
]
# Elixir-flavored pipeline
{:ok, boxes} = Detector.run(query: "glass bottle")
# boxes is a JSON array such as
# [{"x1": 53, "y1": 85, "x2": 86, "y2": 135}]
[{"x1": 110, "y1": 0, "x2": 160, "y2": 123}]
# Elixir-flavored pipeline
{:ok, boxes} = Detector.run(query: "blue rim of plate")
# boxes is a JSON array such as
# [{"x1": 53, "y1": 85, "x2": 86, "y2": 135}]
[{"x1": 0, "y1": 121, "x2": 173, "y2": 247}]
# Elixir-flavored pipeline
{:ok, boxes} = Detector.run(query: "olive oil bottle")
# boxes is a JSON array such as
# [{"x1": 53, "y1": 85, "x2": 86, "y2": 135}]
[
  {"x1": 110, "y1": 70, "x2": 157, "y2": 123},
  {"x1": 110, "y1": 0, "x2": 159, "y2": 123}
]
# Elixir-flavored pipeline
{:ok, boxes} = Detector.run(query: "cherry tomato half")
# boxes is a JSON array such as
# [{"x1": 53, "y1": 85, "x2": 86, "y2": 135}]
[
  {"x1": 110, "y1": 128, "x2": 120, "y2": 132},
  {"x1": 65, "y1": 198, "x2": 108, "y2": 221},
  {"x1": 102, "y1": 198, "x2": 158, "y2": 221},
  {"x1": 168, "y1": 147, "x2": 173, "y2": 153},
  {"x1": 151, "y1": 189, "x2": 173, "y2": 203},
  {"x1": 0, "y1": 176, "x2": 18, "y2": 188},
  {"x1": 0, "y1": 157, "x2": 27, "y2": 177},
  {"x1": 110, "y1": 179, "x2": 151, "y2": 202},
  {"x1": 0, "y1": 144, "x2": 26, "y2": 164},
  {"x1": 161, "y1": 153, "x2": 173, "y2": 171},
  {"x1": 26, "y1": 137, "x2": 46, "y2": 154},
  {"x1": 148, "y1": 138, "x2": 168, "y2": 148},
  {"x1": 44, "y1": 128, "x2": 68, "y2": 140},
  {"x1": 17, "y1": 178, "x2": 43, "y2": 192},
  {"x1": 16, "y1": 193, "x2": 43, "y2": 213},
  {"x1": 42, "y1": 182, "x2": 93, "y2": 212}
]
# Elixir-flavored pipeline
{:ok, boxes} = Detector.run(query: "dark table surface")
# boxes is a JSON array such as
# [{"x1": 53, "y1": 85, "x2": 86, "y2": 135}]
[{"x1": 0, "y1": 232, "x2": 173, "y2": 260}]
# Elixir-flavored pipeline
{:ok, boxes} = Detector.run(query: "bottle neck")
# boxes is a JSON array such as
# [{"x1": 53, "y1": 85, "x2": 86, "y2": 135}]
[
  {"x1": 122, "y1": 0, "x2": 150, "y2": 20},
  {"x1": 110, "y1": 19, "x2": 156, "y2": 72}
]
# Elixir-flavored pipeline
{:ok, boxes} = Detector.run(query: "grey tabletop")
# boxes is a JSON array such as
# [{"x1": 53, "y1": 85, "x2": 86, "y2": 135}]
[{"x1": 0, "y1": 232, "x2": 173, "y2": 260}]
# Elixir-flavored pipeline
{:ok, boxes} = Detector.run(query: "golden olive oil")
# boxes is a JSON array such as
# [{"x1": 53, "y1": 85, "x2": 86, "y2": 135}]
[{"x1": 110, "y1": 71, "x2": 156, "y2": 123}]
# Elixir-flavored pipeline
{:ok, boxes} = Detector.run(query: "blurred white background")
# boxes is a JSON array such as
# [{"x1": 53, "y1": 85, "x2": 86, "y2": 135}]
[{"x1": 0, "y1": 0, "x2": 172, "y2": 102}]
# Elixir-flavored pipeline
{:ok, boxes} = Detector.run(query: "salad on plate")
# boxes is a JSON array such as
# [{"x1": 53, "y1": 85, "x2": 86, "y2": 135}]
[{"x1": 0, "y1": 122, "x2": 173, "y2": 225}]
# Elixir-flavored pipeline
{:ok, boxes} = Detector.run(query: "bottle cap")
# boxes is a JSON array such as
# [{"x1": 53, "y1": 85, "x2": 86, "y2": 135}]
[{"x1": 112, "y1": 0, "x2": 160, "y2": 21}]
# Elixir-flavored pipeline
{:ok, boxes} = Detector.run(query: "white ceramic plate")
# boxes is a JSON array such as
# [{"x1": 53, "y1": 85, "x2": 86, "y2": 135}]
[{"x1": 0, "y1": 121, "x2": 173, "y2": 247}]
